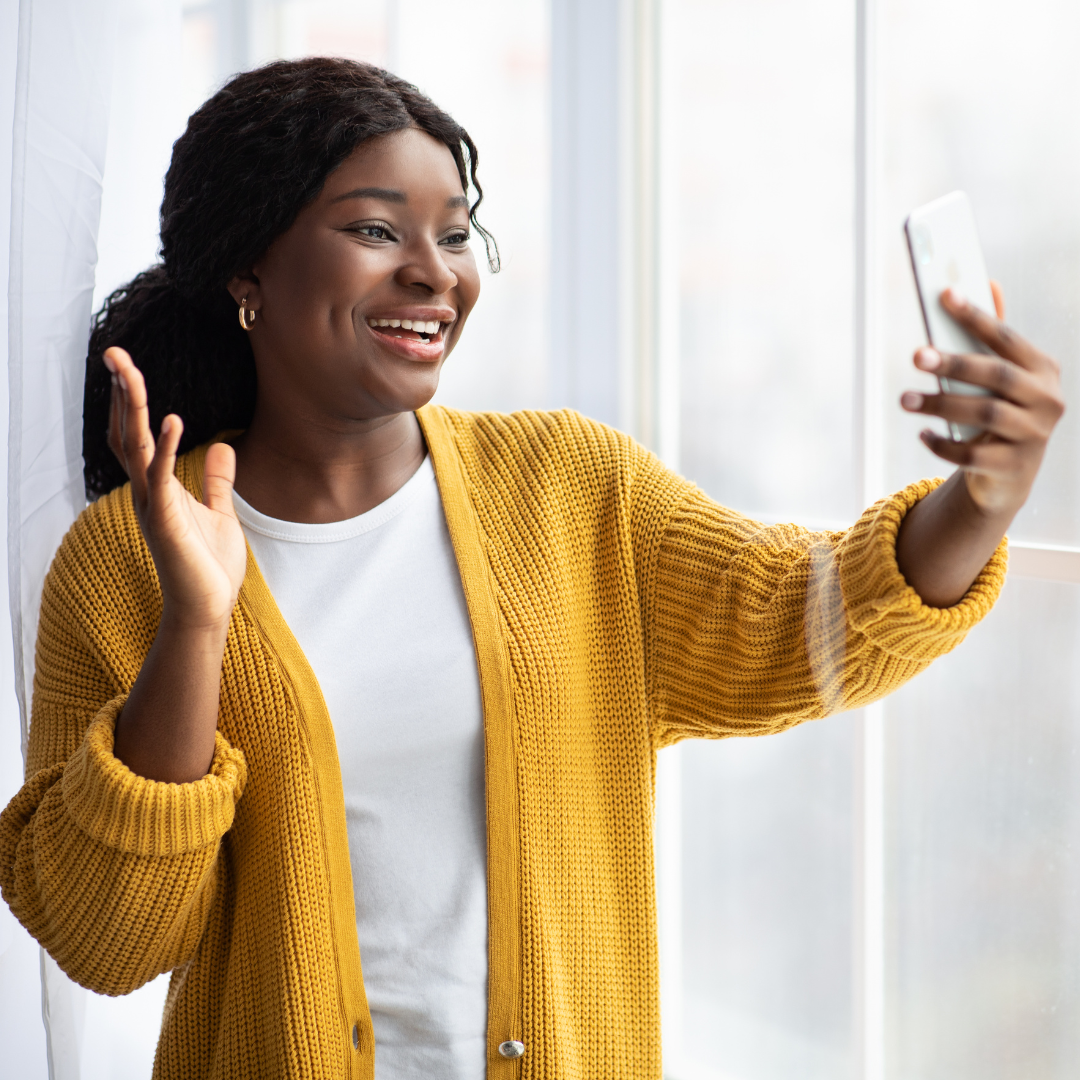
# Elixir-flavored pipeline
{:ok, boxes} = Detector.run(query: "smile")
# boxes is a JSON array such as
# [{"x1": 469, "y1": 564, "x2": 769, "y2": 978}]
[
  {"x1": 366, "y1": 316, "x2": 447, "y2": 344},
  {"x1": 364, "y1": 312, "x2": 455, "y2": 362}
]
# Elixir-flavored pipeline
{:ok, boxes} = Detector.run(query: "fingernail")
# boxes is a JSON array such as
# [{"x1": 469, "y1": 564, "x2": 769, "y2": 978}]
[
  {"x1": 901, "y1": 391, "x2": 924, "y2": 410},
  {"x1": 161, "y1": 416, "x2": 171, "y2": 434},
  {"x1": 919, "y1": 428, "x2": 934, "y2": 443},
  {"x1": 915, "y1": 347, "x2": 941, "y2": 371},
  {"x1": 102, "y1": 352, "x2": 116, "y2": 373},
  {"x1": 943, "y1": 287, "x2": 967, "y2": 308}
]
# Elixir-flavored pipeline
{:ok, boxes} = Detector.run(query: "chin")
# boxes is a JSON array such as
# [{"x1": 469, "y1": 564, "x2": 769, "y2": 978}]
[{"x1": 374, "y1": 371, "x2": 442, "y2": 415}]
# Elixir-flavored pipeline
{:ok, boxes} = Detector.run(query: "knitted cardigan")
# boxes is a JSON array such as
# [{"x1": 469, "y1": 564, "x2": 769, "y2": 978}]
[{"x1": 0, "y1": 405, "x2": 1005, "y2": 1079}]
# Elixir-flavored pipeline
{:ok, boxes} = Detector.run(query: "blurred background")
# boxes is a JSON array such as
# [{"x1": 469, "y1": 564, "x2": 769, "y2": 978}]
[{"x1": 3, "y1": 1, "x2": 1080, "y2": 1078}]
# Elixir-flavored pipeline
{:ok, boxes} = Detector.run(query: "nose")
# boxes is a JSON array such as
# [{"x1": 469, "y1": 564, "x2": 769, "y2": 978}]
[{"x1": 394, "y1": 234, "x2": 458, "y2": 296}]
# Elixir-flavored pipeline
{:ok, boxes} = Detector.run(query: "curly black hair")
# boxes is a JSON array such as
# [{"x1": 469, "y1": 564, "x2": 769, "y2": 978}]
[{"x1": 84, "y1": 57, "x2": 498, "y2": 498}]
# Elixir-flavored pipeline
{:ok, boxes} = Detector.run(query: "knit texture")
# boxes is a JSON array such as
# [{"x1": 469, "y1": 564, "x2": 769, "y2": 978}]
[{"x1": 0, "y1": 406, "x2": 1006, "y2": 1079}]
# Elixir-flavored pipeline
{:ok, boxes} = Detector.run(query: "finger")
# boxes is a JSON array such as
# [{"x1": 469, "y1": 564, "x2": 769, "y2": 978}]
[
  {"x1": 107, "y1": 372, "x2": 126, "y2": 474},
  {"x1": 146, "y1": 414, "x2": 183, "y2": 497},
  {"x1": 106, "y1": 347, "x2": 154, "y2": 500},
  {"x1": 940, "y1": 288, "x2": 1046, "y2": 373},
  {"x1": 901, "y1": 390, "x2": 1041, "y2": 443},
  {"x1": 913, "y1": 346, "x2": 1044, "y2": 406},
  {"x1": 990, "y1": 279, "x2": 1005, "y2": 320},
  {"x1": 918, "y1": 429, "x2": 1022, "y2": 473},
  {"x1": 202, "y1": 442, "x2": 238, "y2": 517}
]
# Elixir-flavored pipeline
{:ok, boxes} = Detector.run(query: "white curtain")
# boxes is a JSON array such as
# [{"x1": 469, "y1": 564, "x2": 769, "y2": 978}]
[{"x1": 3, "y1": 0, "x2": 184, "y2": 1075}]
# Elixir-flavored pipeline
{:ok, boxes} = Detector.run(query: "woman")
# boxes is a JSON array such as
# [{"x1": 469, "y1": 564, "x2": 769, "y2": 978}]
[{"x1": 0, "y1": 58, "x2": 1062, "y2": 1079}]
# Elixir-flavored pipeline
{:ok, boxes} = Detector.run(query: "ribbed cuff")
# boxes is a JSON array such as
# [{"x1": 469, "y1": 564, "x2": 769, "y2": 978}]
[
  {"x1": 61, "y1": 697, "x2": 247, "y2": 857},
  {"x1": 839, "y1": 478, "x2": 1008, "y2": 662}
]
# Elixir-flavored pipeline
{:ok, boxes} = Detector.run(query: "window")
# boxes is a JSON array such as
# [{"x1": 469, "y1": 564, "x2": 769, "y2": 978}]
[{"x1": 664, "y1": 2, "x2": 1080, "y2": 1079}]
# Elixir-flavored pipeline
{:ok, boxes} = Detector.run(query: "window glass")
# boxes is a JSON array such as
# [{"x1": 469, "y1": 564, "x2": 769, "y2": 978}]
[
  {"x1": 879, "y1": 0, "x2": 1080, "y2": 544},
  {"x1": 681, "y1": 715, "x2": 857, "y2": 1080},
  {"x1": 672, "y1": 4, "x2": 858, "y2": 1077},
  {"x1": 885, "y1": 576, "x2": 1080, "y2": 1078},
  {"x1": 676, "y1": 0, "x2": 856, "y2": 525}
]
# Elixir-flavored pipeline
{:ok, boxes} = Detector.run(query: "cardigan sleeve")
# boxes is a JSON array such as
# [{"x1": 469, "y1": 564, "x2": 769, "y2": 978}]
[
  {"x1": 632, "y1": 456, "x2": 1007, "y2": 748},
  {"x1": 0, "y1": 548, "x2": 247, "y2": 997}
]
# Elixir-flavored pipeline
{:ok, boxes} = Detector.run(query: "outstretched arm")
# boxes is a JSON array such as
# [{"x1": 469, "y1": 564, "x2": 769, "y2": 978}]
[{"x1": 896, "y1": 285, "x2": 1064, "y2": 607}]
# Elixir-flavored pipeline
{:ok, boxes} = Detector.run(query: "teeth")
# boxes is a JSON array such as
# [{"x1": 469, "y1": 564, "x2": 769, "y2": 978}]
[{"x1": 367, "y1": 317, "x2": 443, "y2": 335}]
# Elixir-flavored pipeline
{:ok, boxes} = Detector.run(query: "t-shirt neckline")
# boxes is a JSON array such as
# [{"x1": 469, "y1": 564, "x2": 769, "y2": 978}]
[{"x1": 231, "y1": 455, "x2": 434, "y2": 544}]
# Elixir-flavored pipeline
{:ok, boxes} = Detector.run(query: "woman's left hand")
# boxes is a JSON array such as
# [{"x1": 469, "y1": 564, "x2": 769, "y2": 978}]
[
  {"x1": 901, "y1": 285, "x2": 1065, "y2": 517},
  {"x1": 895, "y1": 284, "x2": 1065, "y2": 608}
]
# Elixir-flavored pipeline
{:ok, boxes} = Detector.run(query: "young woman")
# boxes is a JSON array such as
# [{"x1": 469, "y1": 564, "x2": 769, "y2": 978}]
[{"x1": 0, "y1": 58, "x2": 1063, "y2": 1080}]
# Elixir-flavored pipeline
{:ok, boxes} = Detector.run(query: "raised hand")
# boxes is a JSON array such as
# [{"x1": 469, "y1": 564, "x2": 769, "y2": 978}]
[
  {"x1": 104, "y1": 347, "x2": 247, "y2": 782},
  {"x1": 104, "y1": 347, "x2": 247, "y2": 632}
]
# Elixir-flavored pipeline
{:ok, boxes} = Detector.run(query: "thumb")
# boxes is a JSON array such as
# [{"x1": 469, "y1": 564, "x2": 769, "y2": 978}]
[{"x1": 203, "y1": 442, "x2": 238, "y2": 516}]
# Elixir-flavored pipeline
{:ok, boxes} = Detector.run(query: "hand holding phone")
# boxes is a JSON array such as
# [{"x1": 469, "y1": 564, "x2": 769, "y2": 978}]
[{"x1": 897, "y1": 192, "x2": 1063, "y2": 522}]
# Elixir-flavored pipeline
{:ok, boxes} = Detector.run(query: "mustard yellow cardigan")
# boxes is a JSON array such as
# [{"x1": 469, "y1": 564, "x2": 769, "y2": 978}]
[{"x1": 1, "y1": 406, "x2": 1005, "y2": 1079}]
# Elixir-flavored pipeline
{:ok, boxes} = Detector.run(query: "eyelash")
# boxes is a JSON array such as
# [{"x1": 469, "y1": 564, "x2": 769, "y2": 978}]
[
  {"x1": 354, "y1": 223, "x2": 394, "y2": 240},
  {"x1": 349, "y1": 223, "x2": 470, "y2": 246}
]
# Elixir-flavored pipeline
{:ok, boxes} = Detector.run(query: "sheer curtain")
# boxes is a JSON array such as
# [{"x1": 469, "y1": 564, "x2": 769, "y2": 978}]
[{"x1": 3, "y1": 1, "x2": 186, "y2": 1075}]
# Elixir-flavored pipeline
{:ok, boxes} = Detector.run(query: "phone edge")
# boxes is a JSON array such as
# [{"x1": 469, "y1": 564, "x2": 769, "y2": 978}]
[{"x1": 903, "y1": 215, "x2": 964, "y2": 442}]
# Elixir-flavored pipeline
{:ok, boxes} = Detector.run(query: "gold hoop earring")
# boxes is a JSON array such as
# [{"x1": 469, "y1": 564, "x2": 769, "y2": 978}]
[{"x1": 239, "y1": 298, "x2": 256, "y2": 331}]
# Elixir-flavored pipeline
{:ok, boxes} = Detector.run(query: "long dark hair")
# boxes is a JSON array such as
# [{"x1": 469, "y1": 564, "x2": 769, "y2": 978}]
[{"x1": 84, "y1": 57, "x2": 498, "y2": 498}]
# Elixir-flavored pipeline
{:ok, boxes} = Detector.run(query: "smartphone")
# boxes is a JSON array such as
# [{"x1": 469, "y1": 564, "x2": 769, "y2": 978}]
[{"x1": 904, "y1": 191, "x2": 995, "y2": 442}]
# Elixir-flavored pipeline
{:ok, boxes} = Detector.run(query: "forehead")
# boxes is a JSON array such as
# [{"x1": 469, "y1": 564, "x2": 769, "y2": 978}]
[{"x1": 320, "y1": 128, "x2": 466, "y2": 205}]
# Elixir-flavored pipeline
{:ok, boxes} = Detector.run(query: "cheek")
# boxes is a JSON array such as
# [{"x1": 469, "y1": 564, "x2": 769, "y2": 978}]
[
  {"x1": 456, "y1": 260, "x2": 482, "y2": 319},
  {"x1": 267, "y1": 236, "x2": 387, "y2": 315}
]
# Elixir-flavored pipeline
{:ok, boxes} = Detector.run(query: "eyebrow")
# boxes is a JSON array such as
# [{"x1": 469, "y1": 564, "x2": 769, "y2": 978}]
[
  {"x1": 332, "y1": 187, "x2": 407, "y2": 204},
  {"x1": 332, "y1": 187, "x2": 470, "y2": 210}
]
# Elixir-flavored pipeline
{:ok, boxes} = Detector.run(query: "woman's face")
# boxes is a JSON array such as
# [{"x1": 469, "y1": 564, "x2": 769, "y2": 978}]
[{"x1": 229, "y1": 127, "x2": 481, "y2": 424}]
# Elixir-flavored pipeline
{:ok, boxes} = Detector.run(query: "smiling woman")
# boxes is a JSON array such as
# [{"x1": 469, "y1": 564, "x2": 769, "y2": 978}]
[{"x1": 0, "y1": 55, "x2": 1059, "y2": 1080}]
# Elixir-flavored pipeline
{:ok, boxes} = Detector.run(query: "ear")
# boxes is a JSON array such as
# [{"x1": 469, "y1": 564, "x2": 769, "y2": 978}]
[{"x1": 226, "y1": 271, "x2": 262, "y2": 311}]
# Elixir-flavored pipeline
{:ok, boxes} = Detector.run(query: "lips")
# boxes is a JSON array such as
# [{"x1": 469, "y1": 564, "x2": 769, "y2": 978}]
[
  {"x1": 365, "y1": 313, "x2": 452, "y2": 361},
  {"x1": 363, "y1": 308, "x2": 456, "y2": 361}
]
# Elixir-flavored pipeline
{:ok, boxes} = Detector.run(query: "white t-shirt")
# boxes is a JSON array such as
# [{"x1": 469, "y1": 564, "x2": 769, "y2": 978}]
[{"x1": 233, "y1": 457, "x2": 488, "y2": 1080}]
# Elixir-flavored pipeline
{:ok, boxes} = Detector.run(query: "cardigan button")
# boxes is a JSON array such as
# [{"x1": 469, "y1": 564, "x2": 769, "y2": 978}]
[
  {"x1": 498, "y1": 1040, "x2": 525, "y2": 1059},
  {"x1": 351, "y1": 1023, "x2": 359, "y2": 1050}
]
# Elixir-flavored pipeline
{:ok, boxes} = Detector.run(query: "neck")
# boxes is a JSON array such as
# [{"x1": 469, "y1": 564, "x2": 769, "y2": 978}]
[{"x1": 231, "y1": 399, "x2": 427, "y2": 524}]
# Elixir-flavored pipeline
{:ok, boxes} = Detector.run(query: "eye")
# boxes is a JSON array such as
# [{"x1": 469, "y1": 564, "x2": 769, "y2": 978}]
[
  {"x1": 351, "y1": 223, "x2": 395, "y2": 241},
  {"x1": 440, "y1": 231, "x2": 470, "y2": 247}
]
